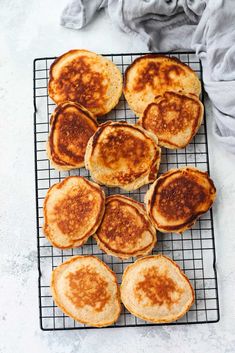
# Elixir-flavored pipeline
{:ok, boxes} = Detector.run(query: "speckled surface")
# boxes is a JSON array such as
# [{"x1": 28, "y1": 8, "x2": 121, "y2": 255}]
[{"x1": 1, "y1": 1, "x2": 235, "y2": 352}]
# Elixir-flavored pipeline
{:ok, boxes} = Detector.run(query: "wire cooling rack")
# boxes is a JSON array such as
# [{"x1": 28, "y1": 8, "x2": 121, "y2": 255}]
[{"x1": 33, "y1": 52, "x2": 219, "y2": 330}]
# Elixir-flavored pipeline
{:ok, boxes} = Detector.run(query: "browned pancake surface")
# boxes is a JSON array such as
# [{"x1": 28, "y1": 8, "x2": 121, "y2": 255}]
[
  {"x1": 49, "y1": 102, "x2": 97, "y2": 169},
  {"x1": 97, "y1": 128, "x2": 151, "y2": 183},
  {"x1": 51, "y1": 255, "x2": 121, "y2": 327},
  {"x1": 49, "y1": 50, "x2": 122, "y2": 116},
  {"x1": 51, "y1": 56, "x2": 107, "y2": 109},
  {"x1": 120, "y1": 255, "x2": 194, "y2": 323},
  {"x1": 66, "y1": 265, "x2": 111, "y2": 312},
  {"x1": 134, "y1": 265, "x2": 184, "y2": 307},
  {"x1": 146, "y1": 168, "x2": 216, "y2": 233},
  {"x1": 123, "y1": 55, "x2": 201, "y2": 117},
  {"x1": 141, "y1": 92, "x2": 203, "y2": 148},
  {"x1": 133, "y1": 60, "x2": 186, "y2": 92},
  {"x1": 157, "y1": 175, "x2": 206, "y2": 222},
  {"x1": 53, "y1": 182, "x2": 97, "y2": 239},
  {"x1": 95, "y1": 195, "x2": 156, "y2": 257},
  {"x1": 85, "y1": 122, "x2": 161, "y2": 190},
  {"x1": 43, "y1": 176, "x2": 105, "y2": 248},
  {"x1": 97, "y1": 199, "x2": 146, "y2": 249}
]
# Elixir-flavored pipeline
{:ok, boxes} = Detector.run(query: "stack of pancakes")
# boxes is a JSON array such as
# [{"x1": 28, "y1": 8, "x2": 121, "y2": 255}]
[
  {"x1": 43, "y1": 50, "x2": 216, "y2": 327},
  {"x1": 123, "y1": 55, "x2": 204, "y2": 149}
]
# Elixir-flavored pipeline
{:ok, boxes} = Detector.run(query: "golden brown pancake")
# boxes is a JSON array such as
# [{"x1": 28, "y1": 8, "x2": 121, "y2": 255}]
[
  {"x1": 85, "y1": 121, "x2": 161, "y2": 191},
  {"x1": 139, "y1": 91, "x2": 204, "y2": 149},
  {"x1": 121, "y1": 255, "x2": 194, "y2": 323},
  {"x1": 43, "y1": 176, "x2": 105, "y2": 249},
  {"x1": 94, "y1": 195, "x2": 156, "y2": 259},
  {"x1": 123, "y1": 55, "x2": 201, "y2": 117},
  {"x1": 51, "y1": 255, "x2": 121, "y2": 327},
  {"x1": 48, "y1": 49, "x2": 122, "y2": 116},
  {"x1": 145, "y1": 167, "x2": 216, "y2": 233},
  {"x1": 47, "y1": 102, "x2": 98, "y2": 170}
]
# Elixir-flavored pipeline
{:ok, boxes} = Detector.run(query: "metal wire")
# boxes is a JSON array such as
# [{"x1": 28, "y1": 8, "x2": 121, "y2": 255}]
[{"x1": 33, "y1": 52, "x2": 220, "y2": 330}]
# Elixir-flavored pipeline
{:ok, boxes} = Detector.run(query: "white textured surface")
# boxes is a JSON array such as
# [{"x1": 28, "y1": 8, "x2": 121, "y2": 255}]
[{"x1": 1, "y1": 1, "x2": 235, "y2": 352}]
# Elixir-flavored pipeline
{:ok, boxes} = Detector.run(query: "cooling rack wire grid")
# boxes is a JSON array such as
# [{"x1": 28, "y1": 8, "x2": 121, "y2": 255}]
[{"x1": 33, "y1": 52, "x2": 219, "y2": 330}]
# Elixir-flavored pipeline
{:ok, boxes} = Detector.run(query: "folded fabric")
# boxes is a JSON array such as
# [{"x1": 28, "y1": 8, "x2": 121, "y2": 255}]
[
  {"x1": 61, "y1": 0, "x2": 235, "y2": 153},
  {"x1": 61, "y1": 0, "x2": 107, "y2": 29}
]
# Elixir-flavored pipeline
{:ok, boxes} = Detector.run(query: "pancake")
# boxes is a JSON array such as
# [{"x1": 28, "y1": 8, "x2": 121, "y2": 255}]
[
  {"x1": 47, "y1": 102, "x2": 98, "y2": 170},
  {"x1": 145, "y1": 167, "x2": 216, "y2": 233},
  {"x1": 43, "y1": 176, "x2": 105, "y2": 249},
  {"x1": 139, "y1": 91, "x2": 204, "y2": 149},
  {"x1": 85, "y1": 121, "x2": 161, "y2": 191},
  {"x1": 121, "y1": 254, "x2": 194, "y2": 323},
  {"x1": 51, "y1": 255, "x2": 121, "y2": 327},
  {"x1": 94, "y1": 195, "x2": 156, "y2": 259},
  {"x1": 123, "y1": 55, "x2": 201, "y2": 117},
  {"x1": 48, "y1": 49, "x2": 122, "y2": 116}
]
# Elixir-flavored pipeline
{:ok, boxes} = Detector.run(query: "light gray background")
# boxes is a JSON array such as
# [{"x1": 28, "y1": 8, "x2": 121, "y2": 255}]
[{"x1": 1, "y1": 1, "x2": 235, "y2": 352}]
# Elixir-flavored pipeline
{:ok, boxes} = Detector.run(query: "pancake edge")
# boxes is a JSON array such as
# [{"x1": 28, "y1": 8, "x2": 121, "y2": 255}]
[
  {"x1": 94, "y1": 194, "x2": 157, "y2": 259},
  {"x1": 47, "y1": 101, "x2": 98, "y2": 171},
  {"x1": 48, "y1": 49, "x2": 123, "y2": 116},
  {"x1": 51, "y1": 255, "x2": 122, "y2": 327},
  {"x1": 43, "y1": 176, "x2": 105, "y2": 249},
  {"x1": 144, "y1": 167, "x2": 216, "y2": 233},
  {"x1": 84, "y1": 121, "x2": 161, "y2": 191},
  {"x1": 139, "y1": 91, "x2": 204, "y2": 149},
  {"x1": 120, "y1": 254, "x2": 195, "y2": 323}
]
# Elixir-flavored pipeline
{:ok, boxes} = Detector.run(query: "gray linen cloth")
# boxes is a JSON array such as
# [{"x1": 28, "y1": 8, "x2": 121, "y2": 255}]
[{"x1": 61, "y1": 0, "x2": 235, "y2": 153}]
